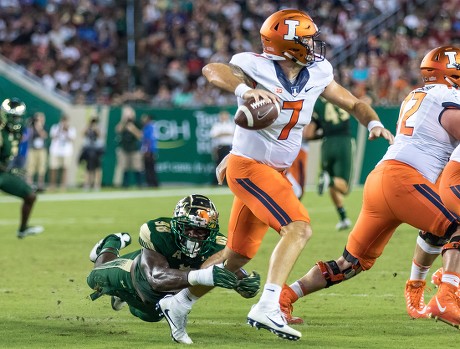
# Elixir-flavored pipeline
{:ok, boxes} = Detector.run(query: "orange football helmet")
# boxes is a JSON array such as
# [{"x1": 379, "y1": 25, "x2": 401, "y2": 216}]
[
  {"x1": 260, "y1": 9, "x2": 325, "y2": 66},
  {"x1": 420, "y1": 46, "x2": 460, "y2": 88}
]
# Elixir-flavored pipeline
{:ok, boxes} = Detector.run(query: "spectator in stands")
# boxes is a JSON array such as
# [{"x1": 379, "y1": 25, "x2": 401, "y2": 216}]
[
  {"x1": 26, "y1": 112, "x2": 48, "y2": 192},
  {"x1": 0, "y1": 0, "x2": 459, "y2": 107},
  {"x1": 112, "y1": 105, "x2": 142, "y2": 188},
  {"x1": 48, "y1": 114, "x2": 76, "y2": 191}
]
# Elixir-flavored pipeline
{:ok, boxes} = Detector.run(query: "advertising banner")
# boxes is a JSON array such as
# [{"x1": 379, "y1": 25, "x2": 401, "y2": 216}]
[{"x1": 102, "y1": 106, "x2": 237, "y2": 185}]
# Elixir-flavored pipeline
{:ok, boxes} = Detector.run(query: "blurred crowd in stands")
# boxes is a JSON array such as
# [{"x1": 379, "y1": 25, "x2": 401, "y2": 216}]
[{"x1": 0, "y1": 0, "x2": 459, "y2": 107}]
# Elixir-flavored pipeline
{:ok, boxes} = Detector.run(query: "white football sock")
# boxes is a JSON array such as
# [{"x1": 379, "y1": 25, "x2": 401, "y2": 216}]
[
  {"x1": 258, "y1": 283, "x2": 281, "y2": 308},
  {"x1": 289, "y1": 281, "x2": 304, "y2": 298},
  {"x1": 441, "y1": 273, "x2": 460, "y2": 288},
  {"x1": 409, "y1": 259, "x2": 430, "y2": 281},
  {"x1": 175, "y1": 288, "x2": 199, "y2": 310}
]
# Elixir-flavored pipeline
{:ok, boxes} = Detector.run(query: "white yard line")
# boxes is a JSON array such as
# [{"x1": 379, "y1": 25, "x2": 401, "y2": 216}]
[{"x1": 0, "y1": 187, "x2": 234, "y2": 203}]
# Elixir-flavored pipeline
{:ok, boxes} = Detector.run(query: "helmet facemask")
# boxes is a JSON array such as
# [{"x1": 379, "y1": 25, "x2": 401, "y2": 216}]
[
  {"x1": 171, "y1": 195, "x2": 219, "y2": 258},
  {"x1": 444, "y1": 61, "x2": 460, "y2": 88},
  {"x1": 291, "y1": 35, "x2": 326, "y2": 66},
  {"x1": 170, "y1": 220, "x2": 218, "y2": 258}
]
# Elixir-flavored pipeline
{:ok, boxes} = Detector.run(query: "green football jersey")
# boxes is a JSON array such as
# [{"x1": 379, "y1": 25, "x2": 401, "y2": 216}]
[
  {"x1": 0, "y1": 128, "x2": 21, "y2": 171},
  {"x1": 139, "y1": 217, "x2": 226, "y2": 270},
  {"x1": 312, "y1": 97, "x2": 351, "y2": 137},
  {"x1": 133, "y1": 217, "x2": 227, "y2": 303},
  {"x1": 87, "y1": 219, "x2": 227, "y2": 322}
]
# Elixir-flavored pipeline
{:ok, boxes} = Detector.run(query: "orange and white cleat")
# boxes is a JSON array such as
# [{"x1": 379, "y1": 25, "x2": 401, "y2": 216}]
[
  {"x1": 404, "y1": 280, "x2": 428, "y2": 319},
  {"x1": 431, "y1": 268, "x2": 443, "y2": 288},
  {"x1": 279, "y1": 284, "x2": 304, "y2": 325},
  {"x1": 426, "y1": 283, "x2": 460, "y2": 329},
  {"x1": 431, "y1": 268, "x2": 460, "y2": 297}
]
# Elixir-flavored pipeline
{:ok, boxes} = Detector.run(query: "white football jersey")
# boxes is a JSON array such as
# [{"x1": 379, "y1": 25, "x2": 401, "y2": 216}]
[
  {"x1": 229, "y1": 52, "x2": 333, "y2": 170},
  {"x1": 380, "y1": 84, "x2": 460, "y2": 183},
  {"x1": 451, "y1": 144, "x2": 460, "y2": 162}
]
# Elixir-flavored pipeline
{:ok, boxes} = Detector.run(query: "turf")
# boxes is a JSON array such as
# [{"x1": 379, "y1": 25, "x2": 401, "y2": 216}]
[{"x1": 0, "y1": 187, "x2": 458, "y2": 349}]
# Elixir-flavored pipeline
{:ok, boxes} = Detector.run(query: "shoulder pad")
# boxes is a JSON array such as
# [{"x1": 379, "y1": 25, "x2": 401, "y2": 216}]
[{"x1": 139, "y1": 223, "x2": 156, "y2": 250}]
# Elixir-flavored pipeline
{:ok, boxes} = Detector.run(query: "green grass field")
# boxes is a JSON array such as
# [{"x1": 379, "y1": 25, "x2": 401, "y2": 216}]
[{"x1": 1, "y1": 186, "x2": 458, "y2": 349}]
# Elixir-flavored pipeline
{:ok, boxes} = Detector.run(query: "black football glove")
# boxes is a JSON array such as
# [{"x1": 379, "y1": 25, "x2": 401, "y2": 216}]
[{"x1": 234, "y1": 271, "x2": 260, "y2": 298}]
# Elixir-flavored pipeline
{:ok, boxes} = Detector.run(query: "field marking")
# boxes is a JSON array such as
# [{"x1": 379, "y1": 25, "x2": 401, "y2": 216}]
[
  {"x1": 0, "y1": 187, "x2": 234, "y2": 203},
  {"x1": 0, "y1": 187, "x2": 338, "y2": 214},
  {"x1": 0, "y1": 217, "x2": 116, "y2": 225}
]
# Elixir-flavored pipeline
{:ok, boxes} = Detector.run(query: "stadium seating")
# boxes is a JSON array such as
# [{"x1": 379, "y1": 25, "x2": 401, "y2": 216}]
[{"x1": 0, "y1": 0, "x2": 458, "y2": 107}]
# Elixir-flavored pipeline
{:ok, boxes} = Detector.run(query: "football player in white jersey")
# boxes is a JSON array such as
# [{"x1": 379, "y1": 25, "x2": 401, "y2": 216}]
[
  {"x1": 201, "y1": 9, "x2": 393, "y2": 341},
  {"x1": 280, "y1": 45, "x2": 460, "y2": 329}
]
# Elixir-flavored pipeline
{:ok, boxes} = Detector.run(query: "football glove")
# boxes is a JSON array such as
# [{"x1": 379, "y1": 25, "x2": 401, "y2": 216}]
[
  {"x1": 188, "y1": 264, "x2": 238, "y2": 289},
  {"x1": 234, "y1": 271, "x2": 261, "y2": 298},
  {"x1": 212, "y1": 265, "x2": 238, "y2": 289}
]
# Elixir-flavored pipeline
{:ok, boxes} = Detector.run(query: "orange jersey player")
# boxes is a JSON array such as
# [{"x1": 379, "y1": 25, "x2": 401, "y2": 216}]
[
  {"x1": 280, "y1": 45, "x2": 460, "y2": 329},
  {"x1": 440, "y1": 144, "x2": 460, "y2": 216}
]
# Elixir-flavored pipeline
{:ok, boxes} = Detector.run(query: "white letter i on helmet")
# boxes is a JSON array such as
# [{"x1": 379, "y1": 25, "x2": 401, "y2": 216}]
[{"x1": 284, "y1": 20, "x2": 299, "y2": 40}]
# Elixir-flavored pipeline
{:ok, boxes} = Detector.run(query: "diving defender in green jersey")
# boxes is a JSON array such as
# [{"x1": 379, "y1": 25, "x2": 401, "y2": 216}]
[
  {"x1": 0, "y1": 98, "x2": 44, "y2": 238},
  {"x1": 306, "y1": 97, "x2": 355, "y2": 231},
  {"x1": 87, "y1": 194, "x2": 261, "y2": 345}
]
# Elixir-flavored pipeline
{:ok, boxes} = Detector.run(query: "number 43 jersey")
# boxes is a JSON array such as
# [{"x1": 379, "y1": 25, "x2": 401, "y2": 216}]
[{"x1": 380, "y1": 84, "x2": 460, "y2": 183}]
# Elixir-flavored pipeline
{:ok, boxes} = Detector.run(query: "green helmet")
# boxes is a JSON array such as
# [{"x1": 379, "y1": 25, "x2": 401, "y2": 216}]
[
  {"x1": 0, "y1": 98, "x2": 26, "y2": 133},
  {"x1": 170, "y1": 194, "x2": 219, "y2": 257}
]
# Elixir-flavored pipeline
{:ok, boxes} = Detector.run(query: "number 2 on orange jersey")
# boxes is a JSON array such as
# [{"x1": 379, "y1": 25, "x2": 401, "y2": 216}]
[{"x1": 397, "y1": 91, "x2": 426, "y2": 136}]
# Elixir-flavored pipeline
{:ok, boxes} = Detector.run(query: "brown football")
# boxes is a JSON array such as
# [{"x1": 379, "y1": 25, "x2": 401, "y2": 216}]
[{"x1": 234, "y1": 98, "x2": 280, "y2": 130}]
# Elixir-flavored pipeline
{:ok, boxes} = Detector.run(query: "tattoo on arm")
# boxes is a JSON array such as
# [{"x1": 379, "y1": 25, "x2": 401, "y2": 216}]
[{"x1": 228, "y1": 64, "x2": 254, "y2": 86}]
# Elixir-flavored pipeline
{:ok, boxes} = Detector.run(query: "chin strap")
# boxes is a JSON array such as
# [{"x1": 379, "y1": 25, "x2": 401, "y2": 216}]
[{"x1": 445, "y1": 76, "x2": 459, "y2": 89}]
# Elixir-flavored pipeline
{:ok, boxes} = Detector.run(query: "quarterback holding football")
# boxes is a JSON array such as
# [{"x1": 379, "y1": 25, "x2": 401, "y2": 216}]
[{"x1": 199, "y1": 9, "x2": 394, "y2": 341}]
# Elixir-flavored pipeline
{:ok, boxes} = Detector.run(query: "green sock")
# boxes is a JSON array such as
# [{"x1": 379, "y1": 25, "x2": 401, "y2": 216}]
[
  {"x1": 98, "y1": 235, "x2": 121, "y2": 256},
  {"x1": 337, "y1": 207, "x2": 347, "y2": 221}
]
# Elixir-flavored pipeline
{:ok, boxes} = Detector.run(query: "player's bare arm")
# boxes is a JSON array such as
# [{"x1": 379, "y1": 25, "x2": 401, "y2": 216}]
[
  {"x1": 202, "y1": 63, "x2": 279, "y2": 104},
  {"x1": 304, "y1": 122, "x2": 322, "y2": 140},
  {"x1": 440, "y1": 108, "x2": 460, "y2": 140},
  {"x1": 321, "y1": 80, "x2": 394, "y2": 144},
  {"x1": 140, "y1": 248, "x2": 190, "y2": 292}
]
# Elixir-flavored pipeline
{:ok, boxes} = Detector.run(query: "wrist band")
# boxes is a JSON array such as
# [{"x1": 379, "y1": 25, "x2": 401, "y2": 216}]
[
  {"x1": 234, "y1": 83, "x2": 252, "y2": 99},
  {"x1": 367, "y1": 120, "x2": 384, "y2": 132},
  {"x1": 187, "y1": 270, "x2": 199, "y2": 286}
]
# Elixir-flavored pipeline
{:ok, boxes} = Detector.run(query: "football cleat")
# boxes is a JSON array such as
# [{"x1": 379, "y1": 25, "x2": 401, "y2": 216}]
[
  {"x1": 247, "y1": 303, "x2": 301, "y2": 341},
  {"x1": 431, "y1": 268, "x2": 443, "y2": 287},
  {"x1": 317, "y1": 171, "x2": 330, "y2": 196},
  {"x1": 17, "y1": 225, "x2": 44, "y2": 239},
  {"x1": 111, "y1": 296, "x2": 127, "y2": 311},
  {"x1": 426, "y1": 283, "x2": 460, "y2": 328},
  {"x1": 404, "y1": 280, "x2": 428, "y2": 319},
  {"x1": 279, "y1": 284, "x2": 304, "y2": 324},
  {"x1": 89, "y1": 233, "x2": 131, "y2": 263},
  {"x1": 335, "y1": 218, "x2": 352, "y2": 231},
  {"x1": 431, "y1": 268, "x2": 460, "y2": 297},
  {"x1": 158, "y1": 295, "x2": 193, "y2": 345}
]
